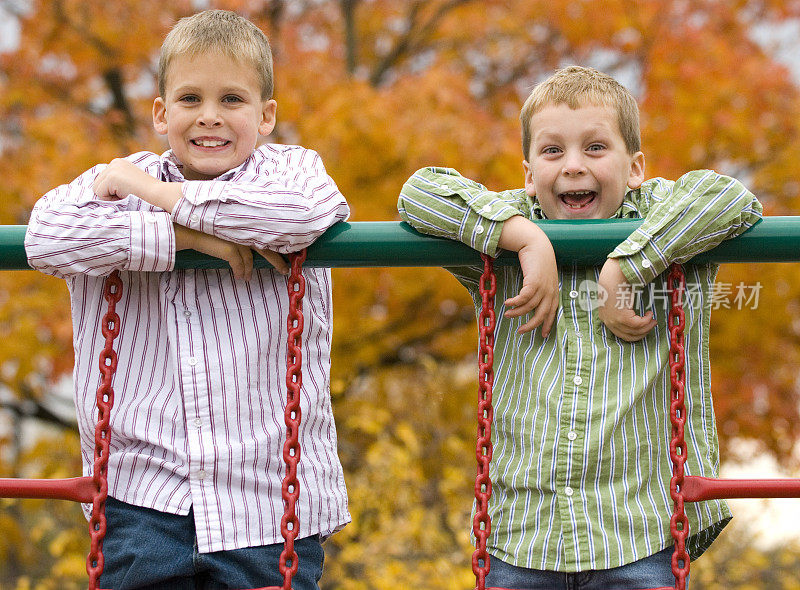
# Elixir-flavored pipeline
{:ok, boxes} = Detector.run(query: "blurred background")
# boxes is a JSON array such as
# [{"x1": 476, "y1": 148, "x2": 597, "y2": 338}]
[{"x1": 1, "y1": 0, "x2": 800, "y2": 588}]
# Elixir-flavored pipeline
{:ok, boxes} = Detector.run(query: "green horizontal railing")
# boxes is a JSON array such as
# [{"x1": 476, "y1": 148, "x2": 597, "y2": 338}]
[{"x1": 3, "y1": 217, "x2": 800, "y2": 270}]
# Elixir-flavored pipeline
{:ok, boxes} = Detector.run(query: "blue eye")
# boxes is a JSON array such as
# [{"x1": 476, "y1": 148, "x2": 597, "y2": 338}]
[
  {"x1": 223, "y1": 95, "x2": 244, "y2": 103},
  {"x1": 179, "y1": 95, "x2": 200, "y2": 103},
  {"x1": 542, "y1": 146, "x2": 561, "y2": 155},
  {"x1": 587, "y1": 143, "x2": 606, "y2": 151}
]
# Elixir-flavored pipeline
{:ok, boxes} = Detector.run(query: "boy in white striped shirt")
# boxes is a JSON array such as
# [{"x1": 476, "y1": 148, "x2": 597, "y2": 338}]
[
  {"x1": 399, "y1": 66, "x2": 762, "y2": 589},
  {"x1": 26, "y1": 10, "x2": 350, "y2": 590}
]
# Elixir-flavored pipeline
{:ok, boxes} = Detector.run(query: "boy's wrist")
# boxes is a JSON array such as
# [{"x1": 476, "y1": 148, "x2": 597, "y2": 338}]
[
  {"x1": 173, "y1": 223, "x2": 195, "y2": 251},
  {"x1": 141, "y1": 178, "x2": 183, "y2": 213},
  {"x1": 498, "y1": 215, "x2": 550, "y2": 252}
]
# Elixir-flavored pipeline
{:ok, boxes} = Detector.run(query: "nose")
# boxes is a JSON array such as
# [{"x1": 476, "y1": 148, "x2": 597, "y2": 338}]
[
  {"x1": 562, "y1": 150, "x2": 586, "y2": 176},
  {"x1": 196, "y1": 104, "x2": 222, "y2": 127}
]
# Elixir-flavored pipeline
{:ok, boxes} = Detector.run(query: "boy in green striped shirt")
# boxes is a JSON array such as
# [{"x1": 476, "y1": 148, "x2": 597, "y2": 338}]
[{"x1": 398, "y1": 66, "x2": 762, "y2": 589}]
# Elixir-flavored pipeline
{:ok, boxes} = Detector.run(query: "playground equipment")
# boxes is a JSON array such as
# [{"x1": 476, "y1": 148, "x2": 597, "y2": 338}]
[{"x1": 1, "y1": 219, "x2": 800, "y2": 588}]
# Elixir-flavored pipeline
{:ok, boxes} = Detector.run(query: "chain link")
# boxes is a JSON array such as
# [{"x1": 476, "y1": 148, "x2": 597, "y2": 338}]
[
  {"x1": 472, "y1": 253, "x2": 496, "y2": 590},
  {"x1": 279, "y1": 250, "x2": 307, "y2": 589},
  {"x1": 668, "y1": 263, "x2": 690, "y2": 590},
  {"x1": 87, "y1": 270, "x2": 123, "y2": 590}
]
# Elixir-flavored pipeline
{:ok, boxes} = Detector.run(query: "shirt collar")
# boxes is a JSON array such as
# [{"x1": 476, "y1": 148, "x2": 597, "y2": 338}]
[{"x1": 158, "y1": 150, "x2": 254, "y2": 182}]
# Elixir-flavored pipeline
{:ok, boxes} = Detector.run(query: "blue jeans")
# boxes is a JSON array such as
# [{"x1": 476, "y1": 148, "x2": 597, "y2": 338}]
[
  {"x1": 485, "y1": 547, "x2": 685, "y2": 590},
  {"x1": 97, "y1": 497, "x2": 324, "y2": 590}
]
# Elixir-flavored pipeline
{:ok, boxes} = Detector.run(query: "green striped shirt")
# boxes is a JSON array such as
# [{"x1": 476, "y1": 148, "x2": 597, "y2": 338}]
[{"x1": 398, "y1": 167, "x2": 762, "y2": 571}]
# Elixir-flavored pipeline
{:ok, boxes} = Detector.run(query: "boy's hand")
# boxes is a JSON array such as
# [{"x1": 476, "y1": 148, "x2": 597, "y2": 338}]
[
  {"x1": 94, "y1": 159, "x2": 182, "y2": 212},
  {"x1": 175, "y1": 224, "x2": 253, "y2": 280},
  {"x1": 597, "y1": 258, "x2": 657, "y2": 341},
  {"x1": 498, "y1": 216, "x2": 559, "y2": 337},
  {"x1": 253, "y1": 247, "x2": 290, "y2": 275},
  {"x1": 174, "y1": 225, "x2": 289, "y2": 279}
]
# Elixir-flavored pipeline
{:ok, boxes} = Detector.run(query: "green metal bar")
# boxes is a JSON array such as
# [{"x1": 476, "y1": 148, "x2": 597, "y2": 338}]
[{"x1": 5, "y1": 217, "x2": 800, "y2": 270}]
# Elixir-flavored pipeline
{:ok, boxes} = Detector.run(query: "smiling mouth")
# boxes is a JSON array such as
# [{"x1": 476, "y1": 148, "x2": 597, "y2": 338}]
[
  {"x1": 190, "y1": 139, "x2": 231, "y2": 148},
  {"x1": 559, "y1": 190, "x2": 597, "y2": 209}
]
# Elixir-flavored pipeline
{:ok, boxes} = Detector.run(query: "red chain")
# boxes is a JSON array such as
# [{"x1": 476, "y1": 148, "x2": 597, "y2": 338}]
[
  {"x1": 87, "y1": 270, "x2": 123, "y2": 589},
  {"x1": 279, "y1": 250, "x2": 307, "y2": 589},
  {"x1": 667, "y1": 263, "x2": 690, "y2": 589},
  {"x1": 472, "y1": 253, "x2": 496, "y2": 590}
]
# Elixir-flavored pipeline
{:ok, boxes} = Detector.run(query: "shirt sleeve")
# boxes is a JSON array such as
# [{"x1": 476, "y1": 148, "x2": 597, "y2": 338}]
[
  {"x1": 170, "y1": 148, "x2": 350, "y2": 254},
  {"x1": 609, "y1": 170, "x2": 763, "y2": 285},
  {"x1": 397, "y1": 167, "x2": 524, "y2": 257},
  {"x1": 24, "y1": 154, "x2": 176, "y2": 279}
]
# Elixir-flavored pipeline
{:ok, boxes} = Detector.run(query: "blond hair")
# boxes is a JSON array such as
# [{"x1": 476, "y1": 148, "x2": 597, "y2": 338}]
[
  {"x1": 519, "y1": 65, "x2": 640, "y2": 161},
  {"x1": 158, "y1": 10, "x2": 273, "y2": 99}
]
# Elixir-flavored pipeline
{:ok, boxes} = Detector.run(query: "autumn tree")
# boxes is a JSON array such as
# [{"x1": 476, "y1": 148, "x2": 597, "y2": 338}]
[{"x1": 1, "y1": 0, "x2": 800, "y2": 587}]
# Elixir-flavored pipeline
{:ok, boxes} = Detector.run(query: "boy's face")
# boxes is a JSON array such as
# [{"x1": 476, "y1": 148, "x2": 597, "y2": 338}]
[
  {"x1": 522, "y1": 102, "x2": 644, "y2": 220},
  {"x1": 153, "y1": 51, "x2": 276, "y2": 180}
]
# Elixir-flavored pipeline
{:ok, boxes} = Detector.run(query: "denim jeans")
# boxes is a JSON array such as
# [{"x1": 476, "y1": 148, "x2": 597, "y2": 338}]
[
  {"x1": 484, "y1": 546, "x2": 686, "y2": 590},
  {"x1": 97, "y1": 497, "x2": 324, "y2": 590}
]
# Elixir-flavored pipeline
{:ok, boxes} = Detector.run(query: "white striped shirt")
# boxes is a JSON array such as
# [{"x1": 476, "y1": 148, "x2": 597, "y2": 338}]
[
  {"x1": 399, "y1": 167, "x2": 763, "y2": 571},
  {"x1": 24, "y1": 144, "x2": 351, "y2": 553}
]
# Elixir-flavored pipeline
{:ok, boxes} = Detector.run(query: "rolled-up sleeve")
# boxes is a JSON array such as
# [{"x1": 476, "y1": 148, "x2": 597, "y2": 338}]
[
  {"x1": 171, "y1": 148, "x2": 349, "y2": 254},
  {"x1": 398, "y1": 167, "x2": 525, "y2": 257},
  {"x1": 609, "y1": 170, "x2": 763, "y2": 285},
  {"x1": 25, "y1": 157, "x2": 175, "y2": 278}
]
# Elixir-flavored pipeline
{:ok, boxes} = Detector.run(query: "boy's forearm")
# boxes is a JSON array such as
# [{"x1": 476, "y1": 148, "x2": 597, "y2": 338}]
[
  {"x1": 498, "y1": 215, "x2": 550, "y2": 252},
  {"x1": 173, "y1": 223, "x2": 196, "y2": 251},
  {"x1": 139, "y1": 180, "x2": 183, "y2": 213}
]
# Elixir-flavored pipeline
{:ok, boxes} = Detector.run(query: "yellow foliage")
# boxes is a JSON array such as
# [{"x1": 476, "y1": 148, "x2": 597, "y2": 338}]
[
  {"x1": 691, "y1": 523, "x2": 800, "y2": 589},
  {"x1": 50, "y1": 554, "x2": 87, "y2": 580}
]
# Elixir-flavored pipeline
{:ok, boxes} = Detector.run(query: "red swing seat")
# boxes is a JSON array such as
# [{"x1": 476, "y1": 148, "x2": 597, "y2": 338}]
[{"x1": 472, "y1": 259, "x2": 800, "y2": 590}]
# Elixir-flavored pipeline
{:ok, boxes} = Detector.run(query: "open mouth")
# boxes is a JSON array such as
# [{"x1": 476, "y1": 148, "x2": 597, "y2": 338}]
[
  {"x1": 559, "y1": 190, "x2": 597, "y2": 210},
  {"x1": 190, "y1": 139, "x2": 231, "y2": 148}
]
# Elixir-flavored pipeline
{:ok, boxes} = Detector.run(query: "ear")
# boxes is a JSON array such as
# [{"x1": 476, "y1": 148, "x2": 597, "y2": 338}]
[
  {"x1": 152, "y1": 97, "x2": 168, "y2": 136},
  {"x1": 258, "y1": 99, "x2": 278, "y2": 136},
  {"x1": 626, "y1": 151, "x2": 645, "y2": 190},
  {"x1": 523, "y1": 160, "x2": 536, "y2": 197}
]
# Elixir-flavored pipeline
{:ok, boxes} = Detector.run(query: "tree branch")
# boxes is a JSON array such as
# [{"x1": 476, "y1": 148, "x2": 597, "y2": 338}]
[
  {"x1": 0, "y1": 398, "x2": 77, "y2": 433},
  {"x1": 340, "y1": 0, "x2": 360, "y2": 75},
  {"x1": 103, "y1": 67, "x2": 136, "y2": 136},
  {"x1": 368, "y1": 0, "x2": 476, "y2": 87}
]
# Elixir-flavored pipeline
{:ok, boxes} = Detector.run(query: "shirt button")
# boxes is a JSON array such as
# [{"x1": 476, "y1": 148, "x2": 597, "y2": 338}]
[
  {"x1": 481, "y1": 204, "x2": 493, "y2": 213},
  {"x1": 573, "y1": 375, "x2": 582, "y2": 386},
  {"x1": 183, "y1": 310, "x2": 192, "y2": 318},
  {"x1": 569, "y1": 290, "x2": 579, "y2": 299},
  {"x1": 567, "y1": 431, "x2": 577, "y2": 441},
  {"x1": 189, "y1": 213, "x2": 200, "y2": 223},
  {"x1": 475, "y1": 225, "x2": 485, "y2": 234},
  {"x1": 564, "y1": 486, "x2": 574, "y2": 496},
  {"x1": 642, "y1": 259, "x2": 652, "y2": 268},
  {"x1": 194, "y1": 418, "x2": 202, "y2": 428},
  {"x1": 188, "y1": 357, "x2": 198, "y2": 366},
  {"x1": 198, "y1": 470, "x2": 206, "y2": 480},
  {"x1": 439, "y1": 184, "x2": 450, "y2": 191}
]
